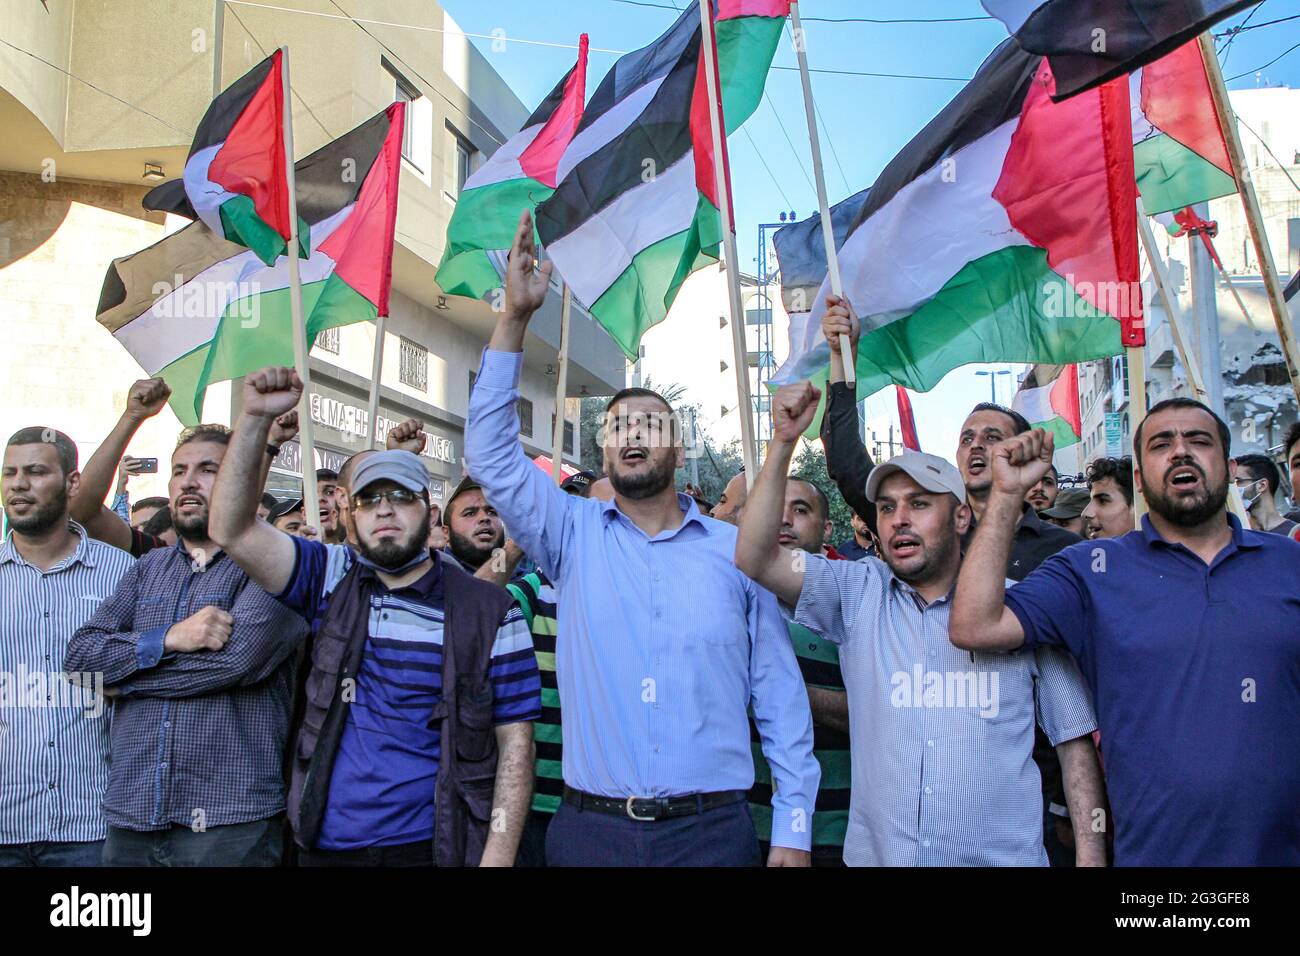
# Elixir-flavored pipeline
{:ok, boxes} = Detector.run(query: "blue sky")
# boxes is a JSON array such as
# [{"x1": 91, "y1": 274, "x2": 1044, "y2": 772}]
[{"x1": 440, "y1": 0, "x2": 1300, "y2": 460}]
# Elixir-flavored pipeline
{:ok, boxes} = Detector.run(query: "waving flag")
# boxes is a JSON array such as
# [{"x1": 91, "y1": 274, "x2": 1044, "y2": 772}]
[
  {"x1": 1012, "y1": 363, "x2": 1082, "y2": 448},
  {"x1": 535, "y1": 0, "x2": 790, "y2": 359},
  {"x1": 437, "y1": 36, "x2": 589, "y2": 299},
  {"x1": 773, "y1": 41, "x2": 1139, "y2": 405},
  {"x1": 981, "y1": 0, "x2": 1257, "y2": 99},
  {"x1": 142, "y1": 50, "x2": 303, "y2": 266},
  {"x1": 98, "y1": 104, "x2": 405, "y2": 425}
]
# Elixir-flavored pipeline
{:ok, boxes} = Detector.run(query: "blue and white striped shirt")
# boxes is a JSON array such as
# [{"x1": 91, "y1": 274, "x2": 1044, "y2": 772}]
[
  {"x1": 795, "y1": 554, "x2": 1097, "y2": 866},
  {"x1": 0, "y1": 523, "x2": 133, "y2": 844},
  {"x1": 465, "y1": 349, "x2": 820, "y2": 851}
]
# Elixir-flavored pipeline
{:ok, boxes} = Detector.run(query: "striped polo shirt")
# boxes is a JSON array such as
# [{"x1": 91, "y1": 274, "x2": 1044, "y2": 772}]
[
  {"x1": 278, "y1": 539, "x2": 541, "y2": 851},
  {"x1": 0, "y1": 523, "x2": 133, "y2": 844},
  {"x1": 506, "y1": 571, "x2": 563, "y2": 814},
  {"x1": 748, "y1": 620, "x2": 850, "y2": 852}
]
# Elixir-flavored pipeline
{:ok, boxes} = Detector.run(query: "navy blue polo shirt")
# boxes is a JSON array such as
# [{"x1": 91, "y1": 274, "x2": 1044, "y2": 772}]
[{"x1": 1004, "y1": 514, "x2": 1300, "y2": 866}]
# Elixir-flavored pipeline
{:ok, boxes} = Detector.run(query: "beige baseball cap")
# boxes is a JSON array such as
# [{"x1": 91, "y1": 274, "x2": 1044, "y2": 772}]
[{"x1": 865, "y1": 451, "x2": 967, "y2": 505}]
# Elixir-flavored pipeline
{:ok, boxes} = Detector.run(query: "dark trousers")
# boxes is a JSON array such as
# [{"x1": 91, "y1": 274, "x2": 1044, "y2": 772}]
[
  {"x1": 0, "y1": 839, "x2": 105, "y2": 867},
  {"x1": 545, "y1": 798, "x2": 760, "y2": 867},
  {"x1": 515, "y1": 810, "x2": 553, "y2": 868},
  {"x1": 297, "y1": 839, "x2": 433, "y2": 867},
  {"x1": 103, "y1": 817, "x2": 282, "y2": 867}
]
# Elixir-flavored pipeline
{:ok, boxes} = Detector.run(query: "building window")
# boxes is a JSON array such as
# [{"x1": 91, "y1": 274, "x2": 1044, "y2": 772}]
[
  {"x1": 444, "y1": 122, "x2": 474, "y2": 199},
  {"x1": 550, "y1": 415, "x2": 577, "y2": 455},
  {"x1": 314, "y1": 327, "x2": 340, "y2": 354},
  {"x1": 399, "y1": 337, "x2": 428, "y2": 391},
  {"x1": 517, "y1": 397, "x2": 533, "y2": 438},
  {"x1": 383, "y1": 58, "x2": 423, "y2": 170}
]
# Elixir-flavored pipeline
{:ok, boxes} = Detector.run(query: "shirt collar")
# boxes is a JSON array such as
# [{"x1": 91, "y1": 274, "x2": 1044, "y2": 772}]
[
  {"x1": 1017, "y1": 505, "x2": 1047, "y2": 536},
  {"x1": 0, "y1": 521, "x2": 95, "y2": 569},
  {"x1": 1139, "y1": 512, "x2": 1261, "y2": 550},
  {"x1": 357, "y1": 549, "x2": 444, "y2": 597},
  {"x1": 600, "y1": 492, "x2": 707, "y2": 534},
  {"x1": 885, "y1": 565, "x2": 955, "y2": 609}
]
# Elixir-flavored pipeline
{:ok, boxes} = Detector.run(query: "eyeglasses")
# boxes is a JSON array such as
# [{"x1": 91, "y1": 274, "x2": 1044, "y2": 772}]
[{"x1": 352, "y1": 488, "x2": 423, "y2": 511}]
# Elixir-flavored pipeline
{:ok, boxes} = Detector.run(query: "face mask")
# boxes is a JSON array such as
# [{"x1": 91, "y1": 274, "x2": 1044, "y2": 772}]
[{"x1": 1242, "y1": 481, "x2": 1263, "y2": 511}]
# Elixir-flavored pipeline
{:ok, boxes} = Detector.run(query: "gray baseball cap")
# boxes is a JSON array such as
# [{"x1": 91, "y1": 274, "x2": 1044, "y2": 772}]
[
  {"x1": 1042, "y1": 487, "x2": 1090, "y2": 519},
  {"x1": 349, "y1": 450, "x2": 429, "y2": 497},
  {"x1": 865, "y1": 451, "x2": 967, "y2": 504}
]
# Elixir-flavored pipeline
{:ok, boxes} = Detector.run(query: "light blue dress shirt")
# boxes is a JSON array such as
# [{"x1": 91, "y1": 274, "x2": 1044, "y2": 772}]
[{"x1": 466, "y1": 349, "x2": 819, "y2": 850}]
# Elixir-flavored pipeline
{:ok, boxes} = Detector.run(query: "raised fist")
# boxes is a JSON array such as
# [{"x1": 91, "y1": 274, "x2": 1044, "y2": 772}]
[
  {"x1": 772, "y1": 381, "x2": 822, "y2": 443},
  {"x1": 991, "y1": 428, "x2": 1056, "y2": 498},
  {"x1": 242, "y1": 366, "x2": 303, "y2": 420},
  {"x1": 386, "y1": 418, "x2": 427, "y2": 454},
  {"x1": 269, "y1": 409, "x2": 300, "y2": 446},
  {"x1": 822, "y1": 295, "x2": 860, "y2": 355},
  {"x1": 164, "y1": 606, "x2": 233, "y2": 653},
  {"x1": 126, "y1": 378, "x2": 171, "y2": 423}
]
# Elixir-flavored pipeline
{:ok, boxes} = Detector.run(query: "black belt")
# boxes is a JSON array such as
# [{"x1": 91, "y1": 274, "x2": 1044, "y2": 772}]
[{"x1": 563, "y1": 786, "x2": 746, "y2": 822}]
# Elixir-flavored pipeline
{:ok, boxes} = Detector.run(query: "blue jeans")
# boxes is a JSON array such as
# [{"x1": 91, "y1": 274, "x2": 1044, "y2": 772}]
[
  {"x1": 545, "y1": 798, "x2": 760, "y2": 867},
  {"x1": 103, "y1": 817, "x2": 282, "y2": 867},
  {"x1": 0, "y1": 840, "x2": 105, "y2": 867}
]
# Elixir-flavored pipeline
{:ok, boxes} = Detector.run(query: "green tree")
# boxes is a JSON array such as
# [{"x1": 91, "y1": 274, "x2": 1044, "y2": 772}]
[{"x1": 792, "y1": 443, "x2": 854, "y2": 546}]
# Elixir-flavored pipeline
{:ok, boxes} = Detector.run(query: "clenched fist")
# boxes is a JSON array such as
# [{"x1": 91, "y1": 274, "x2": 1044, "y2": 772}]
[
  {"x1": 243, "y1": 366, "x2": 303, "y2": 420},
  {"x1": 822, "y1": 295, "x2": 860, "y2": 354},
  {"x1": 991, "y1": 428, "x2": 1055, "y2": 498},
  {"x1": 772, "y1": 381, "x2": 822, "y2": 444},
  {"x1": 126, "y1": 378, "x2": 172, "y2": 423},
  {"x1": 268, "y1": 409, "x2": 300, "y2": 446},
  {"x1": 164, "y1": 606, "x2": 233, "y2": 653},
  {"x1": 386, "y1": 418, "x2": 427, "y2": 454}
]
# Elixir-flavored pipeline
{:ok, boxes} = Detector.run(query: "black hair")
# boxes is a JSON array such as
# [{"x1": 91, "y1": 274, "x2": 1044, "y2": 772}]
[
  {"x1": 788, "y1": 474, "x2": 831, "y2": 524},
  {"x1": 6, "y1": 426, "x2": 78, "y2": 476},
  {"x1": 316, "y1": 469, "x2": 339, "y2": 482},
  {"x1": 1234, "y1": 453, "x2": 1281, "y2": 497},
  {"x1": 132, "y1": 496, "x2": 170, "y2": 513},
  {"x1": 142, "y1": 506, "x2": 173, "y2": 537},
  {"x1": 968, "y1": 402, "x2": 1031, "y2": 436},
  {"x1": 1283, "y1": 421, "x2": 1300, "y2": 462},
  {"x1": 1132, "y1": 398, "x2": 1231, "y2": 466},
  {"x1": 1086, "y1": 456, "x2": 1135, "y2": 506}
]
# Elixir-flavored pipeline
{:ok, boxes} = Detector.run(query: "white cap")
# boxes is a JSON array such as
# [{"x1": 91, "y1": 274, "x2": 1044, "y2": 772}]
[{"x1": 865, "y1": 451, "x2": 966, "y2": 504}]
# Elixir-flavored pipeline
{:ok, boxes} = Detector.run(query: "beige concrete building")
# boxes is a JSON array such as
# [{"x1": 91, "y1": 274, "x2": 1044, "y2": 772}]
[{"x1": 1, "y1": 0, "x2": 623, "y2": 507}]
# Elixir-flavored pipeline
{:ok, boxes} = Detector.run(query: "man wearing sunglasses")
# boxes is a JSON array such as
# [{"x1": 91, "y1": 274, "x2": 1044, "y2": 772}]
[{"x1": 208, "y1": 367, "x2": 540, "y2": 867}]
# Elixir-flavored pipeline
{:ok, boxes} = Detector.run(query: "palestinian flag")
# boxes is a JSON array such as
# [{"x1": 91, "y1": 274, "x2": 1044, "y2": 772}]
[
  {"x1": 535, "y1": 0, "x2": 789, "y2": 359},
  {"x1": 98, "y1": 104, "x2": 404, "y2": 425},
  {"x1": 1130, "y1": 40, "x2": 1235, "y2": 215},
  {"x1": 143, "y1": 50, "x2": 304, "y2": 267},
  {"x1": 1012, "y1": 363, "x2": 1082, "y2": 448},
  {"x1": 436, "y1": 36, "x2": 589, "y2": 300},
  {"x1": 981, "y1": 0, "x2": 1258, "y2": 99},
  {"x1": 772, "y1": 41, "x2": 1141, "y2": 406}
]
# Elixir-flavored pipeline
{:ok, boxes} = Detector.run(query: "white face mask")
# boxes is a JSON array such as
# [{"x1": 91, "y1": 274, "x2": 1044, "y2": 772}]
[{"x1": 1242, "y1": 479, "x2": 1265, "y2": 511}]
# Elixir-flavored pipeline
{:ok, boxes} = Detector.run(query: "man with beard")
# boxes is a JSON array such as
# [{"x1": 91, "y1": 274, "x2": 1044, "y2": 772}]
[
  {"x1": 1026, "y1": 465, "x2": 1059, "y2": 514},
  {"x1": 0, "y1": 428, "x2": 134, "y2": 866},
  {"x1": 464, "y1": 212, "x2": 818, "y2": 867},
  {"x1": 208, "y1": 367, "x2": 539, "y2": 866},
  {"x1": 442, "y1": 477, "x2": 506, "y2": 572},
  {"x1": 950, "y1": 398, "x2": 1300, "y2": 865},
  {"x1": 1232, "y1": 453, "x2": 1298, "y2": 537},
  {"x1": 67, "y1": 423, "x2": 308, "y2": 866},
  {"x1": 736, "y1": 382, "x2": 1105, "y2": 867},
  {"x1": 1082, "y1": 457, "x2": 1135, "y2": 540}
]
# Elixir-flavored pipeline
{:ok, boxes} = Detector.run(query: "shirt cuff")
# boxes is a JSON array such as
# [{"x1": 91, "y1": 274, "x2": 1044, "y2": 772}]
[
  {"x1": 476, "y1": 348, "x2": 524, "y2": 391},
  {"x1": 136, "y1": 627, "x2": 168, "y2": 670},
  {"x1": 769, "y1": 804, "x2": 815, "y2": 852}
]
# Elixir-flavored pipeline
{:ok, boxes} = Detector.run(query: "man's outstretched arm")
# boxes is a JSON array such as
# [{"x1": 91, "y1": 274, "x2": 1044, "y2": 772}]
[
  {"x1": 818, "y1": 296, "x2": 876, "y2": 533},
  {"x1": 950, "y1": 430, "x2": 1057, "y2": 652},
  {"x1": 70, "y1": 378, "x2": 171, "y2": 551},
  {"x1": 208, "y1": 368, "x2": 301, "y2": 598},
  {"x1": 734, "y1": 381, "x2": 822, "y2": 608}
]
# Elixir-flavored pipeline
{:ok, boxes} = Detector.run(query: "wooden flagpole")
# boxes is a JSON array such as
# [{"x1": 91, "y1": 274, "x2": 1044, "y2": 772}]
[
  {"x1": 698, "y1": 0, "x2": 759, "y2": 484},
  {"x1": 789, "y1": 1, "x2": 854, "y2": 386},
  {"x1": 280, "y1": 47, "x2": 322, "y2": 533},
  {"x1": 365, "y1": 316, "x2": 386, "y2": 448},
  {"x1": 551, "y1": 285, "x2": 573, "y2": 484},
  {"x1": 1135, "y1": 198, "x2": 1208, "y2": 402},
  {"x1": 1199, "y1": 32, "x2": 1300, "y2": 406}
]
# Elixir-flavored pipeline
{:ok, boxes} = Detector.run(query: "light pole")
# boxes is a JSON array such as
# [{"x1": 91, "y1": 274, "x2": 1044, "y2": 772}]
[{"x1": 976, "y1": 368, "x2": 1013, "y2": 404}]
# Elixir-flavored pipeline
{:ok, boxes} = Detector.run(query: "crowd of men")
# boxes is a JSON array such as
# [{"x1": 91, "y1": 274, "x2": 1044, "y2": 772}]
[{"x1": 2, "y1": 210, "x2": 1297, "y2": 867}]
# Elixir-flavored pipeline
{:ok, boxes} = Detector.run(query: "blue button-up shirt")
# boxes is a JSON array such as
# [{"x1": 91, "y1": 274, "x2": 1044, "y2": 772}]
[
  {"x1": 795, "y1": 553, "x2": 1096, "y2": 866},
  {"x1": 466, "y1": 349, "x2": 819, "y2": 850},
  {"x1": 66, "y1": 540, "x2": 307, "y2": 832},
  {"x1": 1006, "y1": 515, "x2": 1300, "y2": 866},
  {"x1": 0, "y1": 523, "x2": 133, "y2": 844}
]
